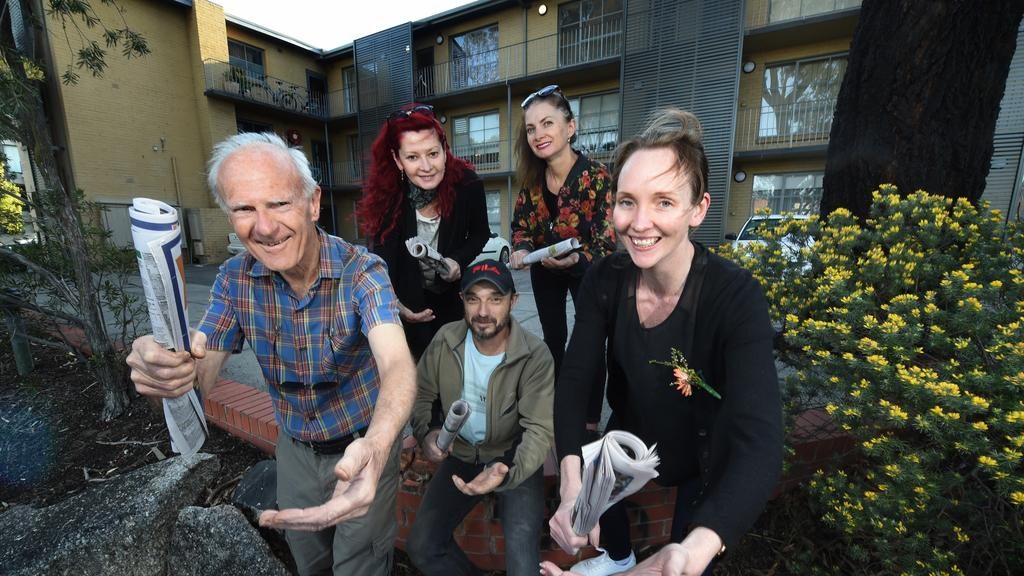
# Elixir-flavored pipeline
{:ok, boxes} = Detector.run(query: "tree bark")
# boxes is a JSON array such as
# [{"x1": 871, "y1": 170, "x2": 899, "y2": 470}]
[{"x1": 822, "y1": 0, "x2": 1024, "y2": 219}]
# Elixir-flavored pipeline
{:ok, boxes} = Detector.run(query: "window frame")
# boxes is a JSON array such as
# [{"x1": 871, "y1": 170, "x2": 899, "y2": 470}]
[
  {"x1": 566, "y1": 90, "x2": 620, "y2": 162},
  {"x1": 758, "y1": 52, "x2": 848, "y2": 143},
  {"x1": 449, "y1": 23, "x2": 500, "y2": 89},
  {"x1": 452, "y1": 110, "x2": 501, "y2": 170},
  {"x1": 227, "y1": 39, "x2": 265, "y2": 82},
  {"x1": 750, "y1": 171, "x2": 824, "y2": 216}
]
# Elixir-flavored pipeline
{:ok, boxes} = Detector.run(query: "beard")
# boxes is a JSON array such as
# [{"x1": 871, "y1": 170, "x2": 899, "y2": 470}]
[{"x1": 467, "y1": 315, "x2": 509, "y2": 341}]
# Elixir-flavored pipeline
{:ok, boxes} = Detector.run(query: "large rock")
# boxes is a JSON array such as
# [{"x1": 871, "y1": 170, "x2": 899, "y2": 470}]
[
  {"x1": 230, "y1": 459, "x2": 277, "y2": 522},
  {"x1": 0, "y1": 453, "x2": 220, "y2": 575},
  {"x1": 169, "y1": 505, "x2": 290, "y2": 575}
]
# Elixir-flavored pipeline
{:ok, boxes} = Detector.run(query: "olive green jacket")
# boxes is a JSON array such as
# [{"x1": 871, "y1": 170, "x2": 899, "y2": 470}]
[{"x1": 412, "y1": 318, "x2": 554, "y2": 490}]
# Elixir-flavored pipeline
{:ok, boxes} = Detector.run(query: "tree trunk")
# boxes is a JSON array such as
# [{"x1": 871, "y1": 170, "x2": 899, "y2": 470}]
[{"x1": 822, "y1": 0, "x2": 1024, "y2": 220}]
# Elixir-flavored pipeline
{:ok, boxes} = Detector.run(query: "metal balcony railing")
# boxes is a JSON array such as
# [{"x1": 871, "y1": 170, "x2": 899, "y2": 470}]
[
  {"x1": 327, "y1": 89, "x2": 359, "y2": 118},
  {"x1": 204, "y1": 60, "x2": 328, "y2": 119},
  {"x1": 734, "y1": 99, "x2": 837, "y2": 151},
  {"x1": 453, "y1": 141, "x2": 505, "y2": 173},
  {"x1": 575, "y1": 128, "x2": 619, "y2": 164},
  {"x1": 747, "y1": 0, "x2": 861, "y2": 29},
  {"x1": 415, "y1": 26, "x2": 623, "y2": 99},
  {"x1": 304, "y1": 159, "x2": 365, "y2": 187}
]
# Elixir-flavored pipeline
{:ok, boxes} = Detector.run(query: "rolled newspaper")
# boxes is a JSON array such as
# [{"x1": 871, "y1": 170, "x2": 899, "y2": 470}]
[
  {"x1": 129, "y1": 198, "x2": 208, "y2": 457},
  {"x1": 522, "y1": 237, "x2": 581, "y2": 265},
  {"x1": 570, "y1": 430, "x2": 660, "y2": 535},
  {"x1": 435, "y1": 399, "x2": 472, "y2": 452},
  {"x1": 405, "y1": 237, "x2": 452, "y2": 276}
]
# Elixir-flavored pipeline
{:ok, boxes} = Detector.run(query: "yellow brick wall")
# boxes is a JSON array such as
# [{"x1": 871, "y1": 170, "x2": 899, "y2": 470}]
[
  {"x1": 199, "y1": 207, "x2": 233, "y2": 262},
  {"x1": 225, "y1": 25, "x2": 325, "y2": 87},
  {"x1": 48, "y1": 1, "x2": 211, "y2": 212}
]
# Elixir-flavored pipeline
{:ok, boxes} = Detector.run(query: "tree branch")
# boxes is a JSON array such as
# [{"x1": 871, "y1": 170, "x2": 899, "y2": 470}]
[
  {"x1": 0, "y1": 288, "x2": 84, "y2": 327},
  {"x1": 0, "y1": 245, "x2": 76, "y2": 302}
]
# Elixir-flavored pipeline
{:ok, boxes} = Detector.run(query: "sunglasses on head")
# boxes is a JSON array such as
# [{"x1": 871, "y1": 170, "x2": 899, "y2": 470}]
[
  {"x1": 388, "y1": 104, "x2": 435, "y2": 123},
  {"x1": 521, "y1": 84, "x2": 564, "y2": 108}
]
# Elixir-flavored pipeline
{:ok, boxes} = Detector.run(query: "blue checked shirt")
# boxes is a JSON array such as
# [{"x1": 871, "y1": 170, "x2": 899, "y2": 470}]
[{"x1": 199, "y1": 230, "x2": 401, "y2": 442}]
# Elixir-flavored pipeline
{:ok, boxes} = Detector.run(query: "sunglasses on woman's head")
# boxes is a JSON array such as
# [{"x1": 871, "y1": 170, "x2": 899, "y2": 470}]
[
  {"x1": 388, "y1": 104, "x2": 435, "y2": 122},
  {"x1": 521, "y1": 84, "x2": 564, "y2": 108}
]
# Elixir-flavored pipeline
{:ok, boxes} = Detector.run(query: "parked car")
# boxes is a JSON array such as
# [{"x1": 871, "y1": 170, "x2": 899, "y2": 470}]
[
  {"x1": 474, "y1": 232, "x2": 511, "y2": 264},
  {"x1": 226, "y1": 232, "x2": 246, "y2": 256},
  {"x1": 726, "y1": 214, "x2": 812, "y2": 263}
]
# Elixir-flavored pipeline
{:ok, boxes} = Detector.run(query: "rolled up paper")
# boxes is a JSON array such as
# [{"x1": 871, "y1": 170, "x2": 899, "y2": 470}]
[
  {"x1": 522, "y1": 237, "x2": 581, "y2": 265},
  {"x1": 405, "y1": 237, "x2": 452, "y2": 276},
  {"x1": 435, "y1": 399, "x2": 472, "y2": 452}
]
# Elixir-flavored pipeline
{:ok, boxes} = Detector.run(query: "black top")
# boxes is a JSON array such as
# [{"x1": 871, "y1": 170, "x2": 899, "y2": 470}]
[
  {"x1": 555, "y1": 244, "x2": 783, "y2": 550},
  {"x1": 372, "y1": 170, "x2": 490, "y2": 356}
]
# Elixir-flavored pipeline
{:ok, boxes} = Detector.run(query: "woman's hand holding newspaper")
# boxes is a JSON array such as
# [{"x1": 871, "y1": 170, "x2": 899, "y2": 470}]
[{"x1": 548, "y1": 455, "x2": 600, "y2": 555}]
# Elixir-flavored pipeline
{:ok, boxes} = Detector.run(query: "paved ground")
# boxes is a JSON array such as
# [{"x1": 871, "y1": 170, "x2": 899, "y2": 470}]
[{"x1": 182, "y1": 261, "x2": 574, "y2": 392}]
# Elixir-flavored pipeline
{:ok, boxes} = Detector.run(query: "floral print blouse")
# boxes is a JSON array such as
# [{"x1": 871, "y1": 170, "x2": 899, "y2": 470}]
[{"x1": 511, "y1": 153, "x2": 616, "y2": 271}]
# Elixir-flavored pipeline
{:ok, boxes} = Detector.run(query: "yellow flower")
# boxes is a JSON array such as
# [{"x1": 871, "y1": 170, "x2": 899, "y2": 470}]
[
  {"x1": 978, "y1": 455, "x2": 998, "y2": 468},
  {"x1": 972, "y1": 421, "x2": 989, "y2": 432},
  {"x1": 1010, "y1": 491, "x2": 1024, "y2": 505}
]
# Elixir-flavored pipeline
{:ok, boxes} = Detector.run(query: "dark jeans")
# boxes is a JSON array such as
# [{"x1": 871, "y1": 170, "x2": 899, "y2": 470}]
[
  {"x1": 530, "y1": 264, "x2": 604, "y2": 424},
  {"x1": 598, "y1": 476, "x2": 716, "y2": 575},
  {"x1": 407, "y1": 457, "x2": 545, "y2": 576}
]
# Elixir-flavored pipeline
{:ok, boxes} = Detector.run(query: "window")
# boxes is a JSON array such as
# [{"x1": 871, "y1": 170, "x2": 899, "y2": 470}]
[
  {"x1": 567, "y1": 92, "x2": 620, "y2": 161},
  {"x1": 759, "y1": 55, "x2": 847, "y2": 143},
  {"x1": 485, "y1": 190, "x2": 501, "y2": 233},
  {"x1": 342, "y1": 66, "x2": 357, "y2": 114},
  {"x1": 347, "y1": 134, "x2": 362, "y2": 180},
  {"x1": 450, "y1": 24, "x2": 499, "y2": 89},
  {"x1": 2, "y1": 143, "x2": 21, "y2": 176},
  {"x1": 769, "y1": 0, "x2": 861, "y2": 23},
  {"x1": 453, "y1": 111, "x2": 500, "y2": 170},
  {"x1": 236, "y1": 118, "x2": 272, "y2": 134},
  {"x1": 751, "y1": 172, "x2": 823, "y2": 215},
  {"x1": 228, "y1": 39, "x2": 265, "y2": 82},
  {"x1": 558, "y1": 0, "x2": 624, "y2": 66}
]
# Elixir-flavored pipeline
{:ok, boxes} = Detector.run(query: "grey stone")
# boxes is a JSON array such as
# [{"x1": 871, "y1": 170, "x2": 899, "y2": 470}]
[
  {"x1": 0, "y1": 453, "x2": 220, "y2": 576},
  {"x1": 169, "y1": 505, "x2": 290, "y2": 576},
  {"x1": 230, "y1": 459, "x2": 277, "y2": 523}
]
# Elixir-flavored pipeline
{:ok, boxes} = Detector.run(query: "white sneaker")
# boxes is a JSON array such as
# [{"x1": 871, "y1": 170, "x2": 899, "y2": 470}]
[{"x1": 569, "y1": 549, "x2": 637, "y2": 576}]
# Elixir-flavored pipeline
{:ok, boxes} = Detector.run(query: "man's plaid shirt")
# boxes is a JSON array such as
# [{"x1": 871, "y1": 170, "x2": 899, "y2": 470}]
[{"x1": 199, "y1": 230, "x2": 401, "y2": 442}]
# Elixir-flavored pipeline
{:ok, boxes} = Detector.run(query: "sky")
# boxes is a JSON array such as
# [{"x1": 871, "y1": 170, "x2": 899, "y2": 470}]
[{"x1": 214, "y1": 0, "x2": 478, "y2": 50}]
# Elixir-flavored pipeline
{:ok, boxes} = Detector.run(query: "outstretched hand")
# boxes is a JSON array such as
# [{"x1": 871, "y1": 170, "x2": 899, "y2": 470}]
[
  {"x1": 259, "y1": 438, "x2": 385, "y2": 531},
  {"x1": 452, "y1": 462, "x2": 508, "y2": 496}
]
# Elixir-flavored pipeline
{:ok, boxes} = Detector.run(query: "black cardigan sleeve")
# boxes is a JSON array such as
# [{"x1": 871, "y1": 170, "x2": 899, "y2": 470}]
[
  {"x1": 689, "y1": 264, "x2": 783, "y2": 551},
  {"x1": 444, "y1": 171, "x2": 490, "y2": 268}
]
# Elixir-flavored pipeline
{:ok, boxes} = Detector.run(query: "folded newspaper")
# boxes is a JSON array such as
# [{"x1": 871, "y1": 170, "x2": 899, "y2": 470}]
[
  {"x1": 405, "y1": 237, "x2": 452, "y2": 276},
  {"x1": 571, "y1": 430, "x2": 660, "y2": 535},
  {"x1": 522, "y1": 237, "x2": 581, "y2": 265},
  {"x1": 129, "y1": 198, "x2": 208, "y2": 458}
]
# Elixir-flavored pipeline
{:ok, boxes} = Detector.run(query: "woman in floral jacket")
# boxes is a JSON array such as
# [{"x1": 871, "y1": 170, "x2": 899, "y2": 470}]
[{"x1": 510, "y1": 84, "x2": 616, "y2": 429}]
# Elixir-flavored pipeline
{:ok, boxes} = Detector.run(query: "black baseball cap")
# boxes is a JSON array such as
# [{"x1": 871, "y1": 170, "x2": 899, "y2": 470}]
[{"x1": 461, "y1": 259, "x2": 515, "y2": 295}]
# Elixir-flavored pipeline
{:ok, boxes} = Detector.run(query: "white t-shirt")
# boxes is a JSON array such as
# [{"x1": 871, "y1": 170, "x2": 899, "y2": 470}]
[{"x1": 459, "y1": 330, "x2": 505, "y2": 445}]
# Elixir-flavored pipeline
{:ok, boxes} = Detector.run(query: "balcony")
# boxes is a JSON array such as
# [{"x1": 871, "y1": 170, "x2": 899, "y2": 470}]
[
  {"x1": 734, "y1": 99, "x2": 837, "y2": 153},
  {"x1": 452, "y1": 141, "x2": 506, "y2": 174},
  {"x1": 204, "y1": 60, "x2": 329, "y2": 119},
  {"x1": 327, "y1": 89, "x2": 359, "y2": 118},
  {"x1": 746, "y1": 0, "x2": 861, "y2": 29},
  {"x1": 415, "y1": 27, "x2": 622, "y2": 99},
  {"x1": 306, "y1": 160, "x2": 364, "y2": 188}
]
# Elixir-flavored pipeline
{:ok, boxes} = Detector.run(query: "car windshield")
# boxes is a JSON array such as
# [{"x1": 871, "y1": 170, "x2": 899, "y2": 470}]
[{"x1": 738, "y1": 218, "x2": 782, "y2": 241}]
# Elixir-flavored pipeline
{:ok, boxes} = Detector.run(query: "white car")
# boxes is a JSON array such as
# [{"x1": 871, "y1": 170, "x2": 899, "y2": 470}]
[
  {"x1": 227, "y1": 232, "x2": 246, "y2": 256},
  {"x1": 727, "y1": 214, "x2": 811, "y2": 263},
  {"x1": 475, "y1": 232, "x2": 511, "y2": 264}
]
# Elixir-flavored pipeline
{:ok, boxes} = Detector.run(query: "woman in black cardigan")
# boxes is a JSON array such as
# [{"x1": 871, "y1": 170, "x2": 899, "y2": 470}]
[
  {"x1": 356, "y1": 104, "x2": 489, "y2": 359},
  {"x1": 542, "y1": 109, "x2": 783, "y2": 576}
]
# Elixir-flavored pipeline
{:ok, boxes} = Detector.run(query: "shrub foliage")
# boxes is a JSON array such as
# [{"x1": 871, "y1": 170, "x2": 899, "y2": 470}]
[{"x1": 719, "y1": 187, "x2": 1024, "y2": 575}]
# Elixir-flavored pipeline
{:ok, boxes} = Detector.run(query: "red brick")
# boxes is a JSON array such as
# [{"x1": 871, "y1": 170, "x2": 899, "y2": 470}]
[{"x1": 455, "y1": 534, "x2": 492, "y2": 555}]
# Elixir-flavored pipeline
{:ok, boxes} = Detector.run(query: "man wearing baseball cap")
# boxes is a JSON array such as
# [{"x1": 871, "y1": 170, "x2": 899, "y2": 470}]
[{"x1": 407, "y1": 258, "x2": 555, "y2": 576}]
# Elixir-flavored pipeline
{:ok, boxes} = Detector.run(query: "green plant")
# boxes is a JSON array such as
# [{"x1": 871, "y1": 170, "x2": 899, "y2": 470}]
[{"x1": 717, "y1": 188, "x2": 1024, "y2": 575}]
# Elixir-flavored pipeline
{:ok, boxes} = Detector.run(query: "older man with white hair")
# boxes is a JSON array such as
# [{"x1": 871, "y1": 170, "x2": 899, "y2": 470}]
[{"x1": 127, "y1": 132, "x2": 416, "y2": 575}]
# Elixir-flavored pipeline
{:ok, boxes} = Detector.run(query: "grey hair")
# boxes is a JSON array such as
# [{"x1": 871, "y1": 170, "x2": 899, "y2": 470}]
[
  {"x1": 206, "y1": 132, "x2": 316, "y2": 211},
  {"x1": 612, "y1": 108, "x2": 709, "y2": 204}
]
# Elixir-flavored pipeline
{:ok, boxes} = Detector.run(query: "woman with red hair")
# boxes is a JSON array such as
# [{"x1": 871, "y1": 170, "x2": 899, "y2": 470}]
[{"x1": 357, "y1": 104, "x2": 489, "y2": 358}]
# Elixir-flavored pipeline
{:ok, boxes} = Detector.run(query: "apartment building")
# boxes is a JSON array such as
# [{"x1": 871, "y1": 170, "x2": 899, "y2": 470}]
[{"x1": 34, "y1": 0, "x2": 1023, "y2": 261}]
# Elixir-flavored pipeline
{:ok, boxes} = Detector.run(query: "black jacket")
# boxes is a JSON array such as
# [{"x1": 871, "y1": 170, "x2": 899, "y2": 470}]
[
  {"x1": 555, "y1": 245, "x2": 783, "y2": 551},
  {"x1": 372, "y1": 170, "x2": 489, "y2": 356}
]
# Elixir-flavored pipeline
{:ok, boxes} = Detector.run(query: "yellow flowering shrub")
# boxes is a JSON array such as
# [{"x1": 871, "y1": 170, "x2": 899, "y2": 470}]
[{"x1": 718, "y1": 188, "x2": 1024, "y2": 575}]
